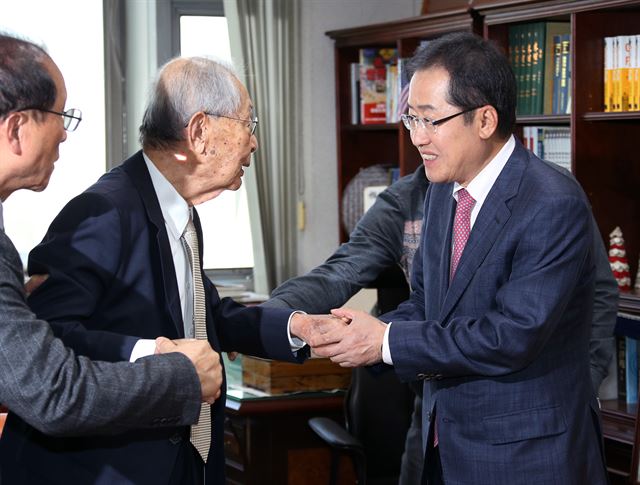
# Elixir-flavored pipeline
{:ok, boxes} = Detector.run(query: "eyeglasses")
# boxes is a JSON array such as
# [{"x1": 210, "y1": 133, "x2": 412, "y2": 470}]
[
  {"x1": 400, "y1": 106, "x2": 481, "y2": 134},
  {"x1": 204, "y1": 111, "x2": 258, "y2": 135},
  {"x1": 19, "y1": 107, "x2": 82, "y2": 132}
]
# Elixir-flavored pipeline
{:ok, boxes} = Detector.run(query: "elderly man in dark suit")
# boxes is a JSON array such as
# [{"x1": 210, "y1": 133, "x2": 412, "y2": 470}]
[
  {"x1": 0, "y1": 33, "x2": 222, "y2": 437},
  {"x1": 0, "y1": 55, "x2": 333, "y2": 485},
  {"x1": 312, "y1": 32, "x2": 610, "y2": 484}
]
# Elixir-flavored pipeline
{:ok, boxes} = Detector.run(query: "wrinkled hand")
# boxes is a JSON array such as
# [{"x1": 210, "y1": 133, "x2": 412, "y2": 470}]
[
  {"x1": 290, "y1": 313, "x2": 350, "y2": 348},
  {"x1": 155, "y1": 337, "x2": 223, "y2": 404},
  {"x1": 25, "y1": 274, "x2": 48, "y2": 296},
  {"x1": 312, "y1": 308, "x2": 387, "y2": 367}
]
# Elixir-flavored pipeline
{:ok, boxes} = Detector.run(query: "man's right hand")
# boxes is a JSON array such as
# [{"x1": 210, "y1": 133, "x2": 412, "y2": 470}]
[{"x1": 155, "y1": 337, "x2": 222, "y2": 404}]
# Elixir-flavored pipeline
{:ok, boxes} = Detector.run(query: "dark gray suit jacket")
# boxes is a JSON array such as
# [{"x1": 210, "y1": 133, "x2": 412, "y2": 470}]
[{"x1": 0, "y1": 229, "x2": 201, "y2": 436}]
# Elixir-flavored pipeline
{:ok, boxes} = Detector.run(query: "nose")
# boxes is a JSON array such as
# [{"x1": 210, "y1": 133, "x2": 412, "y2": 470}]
[
  {"x1": 250, "y1": 133, "x2": 258, "y2": 153},
  {"x1": 60, "y1": 128, "x2": 68, "y2": 144},
  {"x1": 410, "y1": 124, "x2": 432, "y2": 147}
]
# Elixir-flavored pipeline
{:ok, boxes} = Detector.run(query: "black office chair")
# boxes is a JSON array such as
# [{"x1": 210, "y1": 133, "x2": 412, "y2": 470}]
[{"x1": 308, "y1": 366, "x2": 414, "y2": 485}]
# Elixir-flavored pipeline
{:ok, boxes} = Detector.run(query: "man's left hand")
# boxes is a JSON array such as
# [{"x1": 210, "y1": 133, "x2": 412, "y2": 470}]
[{"x1": 312, "y1": 307, "x2": 386, "y2": 367}]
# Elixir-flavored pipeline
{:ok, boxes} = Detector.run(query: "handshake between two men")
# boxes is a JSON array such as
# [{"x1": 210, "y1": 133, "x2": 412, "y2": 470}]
[{"x1": 152, "y1": 309, "x2": 386, "y2": 404}]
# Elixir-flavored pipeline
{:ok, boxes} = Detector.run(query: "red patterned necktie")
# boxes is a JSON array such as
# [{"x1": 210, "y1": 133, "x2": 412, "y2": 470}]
[{"x1": 450, "y1": 188, "x2": 476, "y2": 280}]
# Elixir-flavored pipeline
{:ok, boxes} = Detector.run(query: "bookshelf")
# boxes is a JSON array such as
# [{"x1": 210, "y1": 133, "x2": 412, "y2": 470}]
[
  {"x1": 328, "y1": 0, "x2": 640, "y2": 482},
  {"x1": 326, "y1": 8, "x2": 479, "y2": 242}
]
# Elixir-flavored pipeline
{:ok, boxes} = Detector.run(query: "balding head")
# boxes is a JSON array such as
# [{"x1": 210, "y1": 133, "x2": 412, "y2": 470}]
[
  {"x1": 139, "y1": 56, "x2": 242, "y2": 150},
  {"x1": 0, "y1": 33, "x2": 57, "y2": 119}
]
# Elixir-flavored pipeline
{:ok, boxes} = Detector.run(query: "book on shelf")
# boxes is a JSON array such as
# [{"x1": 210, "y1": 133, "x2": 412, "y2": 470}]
[
  {"x1": 620, "y1": 35, "x2": 633, "y2": 112},
  {"x1": 350, "y1": 62, "x2": 360, "y2": 124},
  {"x1": 510, "y1": 22, "x2": 570, "y2": 115},
  {"x1": 632, "y1": 35, "x2": 639, "y2": 111},
  {"x1": 604, "y1": 37, "x2": 614, "y2": 112},
  {"x1": 626, "y1": 336, "x2": 639, "y2": 404},
  {"x1": 556, "y1": 34, "x2": 571, "y2": 115},
  {"x1": 395, "y1": 57, "x2": 411, "y2": 120},
  {"x1": 618, "y1": 335, "x2": 627, "y2": 402},
  {"x1": 614, "y1": 313, "x2": 640, "y2": 402},
  {"x1": 386, "y1": 63, "x2": 398, "y2": 122},
  {"x1": 522, "y1": 126, "x2": 571, "y2": 172},
  {"x1": 542, "y1": 23, "x2": 570, "y2": 114},
  {"x1": 604, "y1": 34, "x2": 640, "y2": 112},
  {"x1": 509, "y1": 24, "x2": 525, "y2": 115},
  {"x1": 359, "y1": 47, "x2": 398, "y2": 124}
]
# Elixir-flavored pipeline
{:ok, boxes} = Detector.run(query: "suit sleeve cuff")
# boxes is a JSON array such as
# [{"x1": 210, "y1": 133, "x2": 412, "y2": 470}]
[
  {"x1": 287, "y1": 311, "x2": 306, "y2": 351},
  {"x1": 382, "y1": 322, "x2": 393, "y2": 365},
  {"x1": 130, "y1": 339, "x2": 156, "y2": 362}
]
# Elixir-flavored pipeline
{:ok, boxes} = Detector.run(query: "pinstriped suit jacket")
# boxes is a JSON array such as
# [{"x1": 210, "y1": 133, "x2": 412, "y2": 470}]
[{"x1": 384, "y1": 140, "x2": 608, "y2": 485}]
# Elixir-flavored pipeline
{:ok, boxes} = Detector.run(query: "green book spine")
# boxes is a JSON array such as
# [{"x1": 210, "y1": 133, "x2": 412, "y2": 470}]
[
  {"x1": 509, "y1": 24, "x2": 523, "y2": 116},
  {"x1": 530, "y1": 22, "x2": 545, "y2": 115}
]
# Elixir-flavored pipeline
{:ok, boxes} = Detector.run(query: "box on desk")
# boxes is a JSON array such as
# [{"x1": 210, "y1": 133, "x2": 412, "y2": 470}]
[{"x1": 242, "y1": 356, "x2": 351, "y2": 394}]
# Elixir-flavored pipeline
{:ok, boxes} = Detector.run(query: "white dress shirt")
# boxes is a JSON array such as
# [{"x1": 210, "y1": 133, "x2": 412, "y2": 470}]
[{"x1": 382, "y1": 136, "x2": 516, "y2": 365}]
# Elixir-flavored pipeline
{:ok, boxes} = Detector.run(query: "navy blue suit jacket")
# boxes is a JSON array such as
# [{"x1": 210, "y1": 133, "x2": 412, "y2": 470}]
[
  {"x1": 383, "y1": 140, "x2": 608, "y2": 484},
  {"x1": 0, "y1": 151, "x2": 303, "y2": 484}
]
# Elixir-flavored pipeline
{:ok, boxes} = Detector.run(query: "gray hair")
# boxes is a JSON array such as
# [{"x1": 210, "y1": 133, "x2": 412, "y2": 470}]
[{"x1": 139, "y1": 56, "x2": 242, "y2": 149}]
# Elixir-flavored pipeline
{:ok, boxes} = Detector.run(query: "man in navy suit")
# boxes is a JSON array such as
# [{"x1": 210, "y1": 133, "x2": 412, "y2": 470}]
[
  {"x1": 0, "y1": 56, "x2": 334, "y2": 484},
  {"x1": 313, "y1": 32, "x2": 609, "y2": 484}
]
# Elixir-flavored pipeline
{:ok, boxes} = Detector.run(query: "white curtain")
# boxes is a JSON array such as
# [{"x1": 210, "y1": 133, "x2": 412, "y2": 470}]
[{"x1": 224, "y1": 0, "x2": 302, "y2": 292}]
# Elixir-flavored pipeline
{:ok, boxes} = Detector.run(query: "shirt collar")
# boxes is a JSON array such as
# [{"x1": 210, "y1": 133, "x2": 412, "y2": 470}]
[
  {"x1": 453, "y1": 135, "x2": 515, "y2": 205},
  {"x1": 142, "y1": 151, "x2": 191, "y2": 241}
]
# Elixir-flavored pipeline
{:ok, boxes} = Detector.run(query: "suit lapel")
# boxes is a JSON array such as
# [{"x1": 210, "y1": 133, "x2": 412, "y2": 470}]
[
  {"x1": 438, "y1": 142, "x2": 528, "y2": 323},
  {"x1": 122, "y1": 152, "x2": 185, "y2": 336}
]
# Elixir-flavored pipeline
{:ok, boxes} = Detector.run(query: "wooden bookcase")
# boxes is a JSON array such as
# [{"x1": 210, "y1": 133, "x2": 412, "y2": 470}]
[
  {"x1": 328, "y1": 0, "x2": 640, "y2": 482},
  {"x1": 326, "y1": 8, "x2": 480, "y2": 242}
]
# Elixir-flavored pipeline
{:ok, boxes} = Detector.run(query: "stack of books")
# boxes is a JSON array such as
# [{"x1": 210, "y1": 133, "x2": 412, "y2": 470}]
[
  {"x1": 508, "y1": 22, "x2": 571, "y2": 115},
  {"x1": 604, "y1": 35, "x2": 640, "y2": 112}
]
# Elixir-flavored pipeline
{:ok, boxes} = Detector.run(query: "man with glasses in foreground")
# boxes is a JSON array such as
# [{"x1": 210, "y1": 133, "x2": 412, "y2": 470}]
[
  {"x1": 0, "y1": 34, "x2": 222, "y2": 437},
  {"x1": 0, "y1": 55, "x2": 337, "y2": 485},
  {"x1": 308, "y1": 32, "x2": 610, "y2": 484}
]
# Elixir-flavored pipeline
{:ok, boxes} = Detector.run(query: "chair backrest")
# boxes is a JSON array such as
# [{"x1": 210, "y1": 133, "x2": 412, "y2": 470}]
[{"x1": 344, "y1": 366, "x2": 414, "y2": 481}]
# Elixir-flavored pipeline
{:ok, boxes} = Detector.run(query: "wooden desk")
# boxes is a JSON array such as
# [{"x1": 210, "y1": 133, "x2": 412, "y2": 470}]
[
  {"x1": 224, "y1": 387, "x2": 355, "y2": 485},
  {"x1": 601, "y1": 399, "x2": 638, "y2": 484}
]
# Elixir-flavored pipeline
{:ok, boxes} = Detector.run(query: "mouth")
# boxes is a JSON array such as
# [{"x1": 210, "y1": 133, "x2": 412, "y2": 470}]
[{"x1": 421, "y1": 152, "x2": 437, "y2": 163}]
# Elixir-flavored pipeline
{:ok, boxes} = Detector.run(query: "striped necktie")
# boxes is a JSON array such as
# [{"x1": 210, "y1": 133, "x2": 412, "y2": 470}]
[{"x1": 181, "y1": 218, "x2": 211, "y2": 463}]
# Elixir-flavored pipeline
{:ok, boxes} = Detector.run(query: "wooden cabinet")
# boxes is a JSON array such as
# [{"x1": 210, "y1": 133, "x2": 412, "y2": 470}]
[
  {"x1": 327, "y1": 0, "x2": 640, "y2": 482},
  {"x1": 224, "y1": 391, "x2": 354, "y2": 485}
]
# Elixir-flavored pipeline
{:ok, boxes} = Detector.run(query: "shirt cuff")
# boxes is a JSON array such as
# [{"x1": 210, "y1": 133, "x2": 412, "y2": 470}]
[
  {"x1": 130, "y1": 339, "x2": 156, "y2": 362},
  {"x1": 287, "y1": 311, "x2": 306, "y2": 351},
  {"x1": 382, "y1": 322, "x2": 393, "y2": 365}
]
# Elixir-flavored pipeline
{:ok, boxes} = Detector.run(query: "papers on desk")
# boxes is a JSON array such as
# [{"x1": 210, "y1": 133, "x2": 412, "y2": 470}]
[{"x1": 212, "y1": 281, "x2": 268, "y2": 304}]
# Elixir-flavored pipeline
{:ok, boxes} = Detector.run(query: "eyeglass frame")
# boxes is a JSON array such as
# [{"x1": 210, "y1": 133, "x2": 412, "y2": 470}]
[
  {"x1": 400, "y1": 106, "x2": 482, "y2": 134},
  {"x1": 201, "y1": 111, "x2": 258, "y2": 135},
  {"x1": 18, "y1": 107, "x2": 82, "y2": 132}
]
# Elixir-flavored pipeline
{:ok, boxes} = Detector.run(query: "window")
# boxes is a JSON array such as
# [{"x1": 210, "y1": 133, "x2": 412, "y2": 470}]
[
  {"x1": 0, "y1": 0, "x2": 106, "y2": 264},
  {"x1": 178, "y1": 13, "x2": 255, "y2": 271}
]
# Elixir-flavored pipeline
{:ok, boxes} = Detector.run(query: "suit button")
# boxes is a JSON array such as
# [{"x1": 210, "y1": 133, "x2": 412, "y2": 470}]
[{"x1": 169, "y1": 433, "x2": 182, "y2": 445}]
